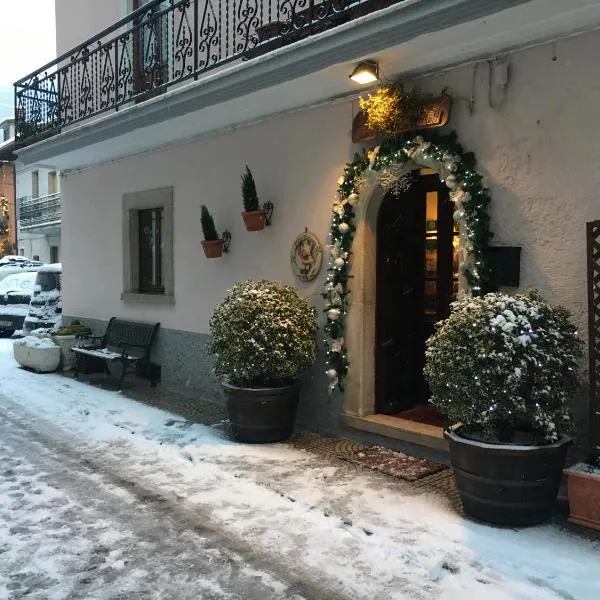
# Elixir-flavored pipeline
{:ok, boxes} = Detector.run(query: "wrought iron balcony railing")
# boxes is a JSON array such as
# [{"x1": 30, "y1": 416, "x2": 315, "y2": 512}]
[
  {"x1": 15, "y1": 0, "x2": 401, "y2": 148},
  {"x1": 18, "y1": 194, "x2": 62, "y2": 230}
]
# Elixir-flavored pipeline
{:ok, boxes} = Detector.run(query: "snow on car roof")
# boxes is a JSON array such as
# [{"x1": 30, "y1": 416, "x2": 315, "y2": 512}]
[{"x1": 0, "y1": 271, "x2": 37, "y2": 294}]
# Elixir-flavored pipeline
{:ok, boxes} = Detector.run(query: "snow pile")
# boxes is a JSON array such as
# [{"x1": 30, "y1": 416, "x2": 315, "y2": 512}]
[
  {"x1": 13, "y1": 336, "x2": 58, "y2": 349},
  {"x1": 0, "y1": 339, "x2": 598, "y2": 600}
]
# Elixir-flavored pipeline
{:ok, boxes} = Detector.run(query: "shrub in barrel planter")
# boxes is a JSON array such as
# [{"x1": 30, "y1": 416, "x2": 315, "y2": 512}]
[
  {"x1": 209, "y1": 280, "x2": 317, "y2": 443},
  {"x1": 425, "y1": 290, "x2": 583, "y2": 526}
]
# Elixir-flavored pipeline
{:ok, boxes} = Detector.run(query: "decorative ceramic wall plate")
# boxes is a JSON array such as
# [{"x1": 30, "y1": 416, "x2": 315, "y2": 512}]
[{"x1": 290, "y1": 231, "x2": 322, "y2": 282}]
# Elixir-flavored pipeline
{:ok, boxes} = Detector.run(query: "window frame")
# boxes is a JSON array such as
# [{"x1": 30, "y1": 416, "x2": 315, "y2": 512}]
[{"x1": 122, "y1": 187, "x2": 174, "y2": 305}]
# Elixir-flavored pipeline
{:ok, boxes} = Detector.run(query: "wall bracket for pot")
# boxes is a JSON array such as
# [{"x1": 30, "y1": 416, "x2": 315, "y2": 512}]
[
  {"x1": 222, "y1": 230, "x2": 232, "y2": 253},
  {"x1": 263, "y1": 201, "x2": 274, "y2": 226}
]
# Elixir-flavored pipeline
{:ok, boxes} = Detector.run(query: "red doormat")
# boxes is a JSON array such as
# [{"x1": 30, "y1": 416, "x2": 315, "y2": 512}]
[{"x1": 338, "y1": 446, "x2": 446, "y2": 482}]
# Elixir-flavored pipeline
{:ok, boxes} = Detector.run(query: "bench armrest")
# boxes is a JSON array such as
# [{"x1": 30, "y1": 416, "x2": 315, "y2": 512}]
[
  {"x1": 117, "y1": 342, "x2": 150, "y2": 360},
  {"x1": 76, "y1": 334, "x2": 103, "y2": 342}
]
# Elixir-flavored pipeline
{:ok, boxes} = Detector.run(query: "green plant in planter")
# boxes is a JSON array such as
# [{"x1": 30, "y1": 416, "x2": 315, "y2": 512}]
[
  {"x1": 55, "y1": 320, "x2": 92, "y2": 337},
  {"x1": 209, "y1": 280, "x2": 317, "y2": 386},
  {"x1": 426, "y1": 290, "x2": 584, "y2": 526},
  {"x1": 425, "y1": 290, "x2": 583, "y2": 443},
  {"x1": 200, "y1": 205, "x2": 219, "y2": 241},
  {"x1": 241, "y1": 166, "x2": 260, "y2": 213}
]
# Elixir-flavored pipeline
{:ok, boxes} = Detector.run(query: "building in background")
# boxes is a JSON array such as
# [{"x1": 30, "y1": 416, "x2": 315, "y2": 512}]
[
  {"x1": 16, "y1": 165, "x2": 61, "y2": 263},
  {"x1": 13, "y1": 0, "x2": 600, "y2": 454},
  {"x1": 0, "y1": 118, "x2": 16, "y2": 257}
]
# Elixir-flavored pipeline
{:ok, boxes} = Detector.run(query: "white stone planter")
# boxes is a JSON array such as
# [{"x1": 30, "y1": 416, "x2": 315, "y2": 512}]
[
  {"x1": 50, "y1": 334, "x2": 79, "y2": 371},
  {"x1": 13, "y1": 342, "x2": 61, "y2": 373}
]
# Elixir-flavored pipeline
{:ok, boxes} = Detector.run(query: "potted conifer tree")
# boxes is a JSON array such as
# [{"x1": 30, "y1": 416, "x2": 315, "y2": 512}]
[
  {"x1": 425, "y1": 290, "x2": 583, "y2": 526},
  {"x1": 240, "y1": 166, "x2": 265, "y2": 231},
  {"x1": 200, "y1": 205, "x2": 224, "y2": 258},
  {"x1": 209, "y1": 280, "x2": 317, "y2": 442}
]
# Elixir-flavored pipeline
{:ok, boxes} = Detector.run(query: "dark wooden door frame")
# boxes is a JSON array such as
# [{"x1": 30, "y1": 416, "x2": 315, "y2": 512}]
[{"x1": 587, "y1": 220, "x2": 600, "y2": 454}]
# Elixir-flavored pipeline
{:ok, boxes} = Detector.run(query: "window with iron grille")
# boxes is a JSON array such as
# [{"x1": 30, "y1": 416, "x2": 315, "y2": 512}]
[
  {"x1": 122, "y1": 187, "x2": 174, "y2": 304},
  {"x1": 138, "y1": 207, "x2": 164, "y2": 294}
]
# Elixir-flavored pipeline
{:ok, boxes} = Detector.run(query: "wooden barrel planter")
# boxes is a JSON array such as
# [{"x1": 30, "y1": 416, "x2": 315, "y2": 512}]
[
  {"x1": 445, "y1": 427, "x2": 571, "y2": 526},
  {"x1": 222, "y1": 381, "x2": 300, "y2": 443}
]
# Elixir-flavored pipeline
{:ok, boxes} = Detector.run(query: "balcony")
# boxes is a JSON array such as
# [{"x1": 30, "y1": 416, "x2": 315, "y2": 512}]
[
  {"x1": 15, "y1": 0, "x2": 600, "y2": 171},
  {"x1": 14, "y1": 0, "x2": 404, "y2": 149},
  {"x1": 18, "y1": 194, "x2": 62, "y2": 232}
]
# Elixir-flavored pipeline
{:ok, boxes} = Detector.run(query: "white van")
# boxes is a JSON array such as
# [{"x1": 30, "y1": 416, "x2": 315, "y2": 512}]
[{"x1": 23, "y1": 263, "x2": 62, "y2": 333}]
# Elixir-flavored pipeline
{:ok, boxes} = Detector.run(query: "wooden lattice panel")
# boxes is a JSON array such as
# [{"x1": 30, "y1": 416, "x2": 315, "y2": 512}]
[{"x1": 587, "y1": 220, "x2": 600, "y2": 450}]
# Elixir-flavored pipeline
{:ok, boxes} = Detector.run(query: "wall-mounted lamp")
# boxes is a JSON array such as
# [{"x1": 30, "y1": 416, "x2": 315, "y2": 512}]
[{"x1": 349, "y1": 61, "x2": 379, "y2": 85}]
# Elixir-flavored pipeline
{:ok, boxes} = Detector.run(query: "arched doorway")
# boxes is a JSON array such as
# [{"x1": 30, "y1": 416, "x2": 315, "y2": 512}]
[{"x1": 375, "y1": 169, "x2": 459, "y2": 425}]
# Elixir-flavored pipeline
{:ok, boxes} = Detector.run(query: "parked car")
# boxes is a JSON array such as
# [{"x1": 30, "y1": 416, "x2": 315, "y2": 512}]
[
  {"x1": 23, "y1": 264, "x2": 62, "y2": 334},
  {"x1": 0, "y1": 255, "x2": 32, "y2": 266},
  {"x1": 0, "y1": 271, "x2": 38, "y2": 336},
  {"x1": 0, "y1": 263, "x2": 41, "y2": 283}
]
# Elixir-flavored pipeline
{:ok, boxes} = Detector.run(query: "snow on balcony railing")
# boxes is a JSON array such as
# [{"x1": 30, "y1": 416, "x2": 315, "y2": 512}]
[
  {"x1": 14, "y1": 0, "x2": 403, "y2": 148},
  {"x1": 18, "y1": 193, "x2": 62, "y2": 229}
]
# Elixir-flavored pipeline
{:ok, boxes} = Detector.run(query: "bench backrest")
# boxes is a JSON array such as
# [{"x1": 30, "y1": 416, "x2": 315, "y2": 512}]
[{"x1": 103, "y1": 318, "x2": 160, "y2": 357}]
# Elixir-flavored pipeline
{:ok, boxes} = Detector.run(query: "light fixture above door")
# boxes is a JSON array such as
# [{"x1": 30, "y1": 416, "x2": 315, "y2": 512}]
[{"x1": 349, "y1": 60, "x2": 379, "y2": 85}]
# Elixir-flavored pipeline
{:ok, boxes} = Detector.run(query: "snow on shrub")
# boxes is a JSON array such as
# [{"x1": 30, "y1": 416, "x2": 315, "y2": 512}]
[
  {"x1": 209, "y1": 280, "x2": 317, "y2": 387},
  {"x1": 424, "y1": 290, "x2": 583, "y2": 441}
]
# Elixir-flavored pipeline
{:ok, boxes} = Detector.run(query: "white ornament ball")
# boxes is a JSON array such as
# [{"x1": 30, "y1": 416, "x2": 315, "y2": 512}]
[
  {"x1": 446, "y1": 175, "x2": 459, "y2": 190},
  {"x1": 327, "y1": 308, "x2": 341, "y2": 320},
  {"x1": 337, "y1": 176, "x2": 345, "y2": 186},
  {"x1": 338, "y1": 222, "x2": 350, "y2": 234},
  {"x1": 347, "y1": 193, "x2": 359, "y2": 206},
  {"x1": 334, "y1": 257, "x2": 345, "y2": 268},
  {"x1": 326, "y1": 369, "x2": 338, "y2": 379}
]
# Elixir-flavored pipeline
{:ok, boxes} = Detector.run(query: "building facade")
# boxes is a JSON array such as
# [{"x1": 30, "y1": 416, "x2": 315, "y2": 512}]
[
  {"x1": 14, "y1": 0, "x2": 600, "y2": 457},
  {"x1": 0, "y1": 118, "x2": 16, "y2": 256},
  {"x1": 16, "y1": 165, "x2": 62, "y2": 263}
]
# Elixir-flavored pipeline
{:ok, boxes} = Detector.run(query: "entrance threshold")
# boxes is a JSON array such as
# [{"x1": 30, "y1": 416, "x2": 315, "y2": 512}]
[{"x1": 341, "y1": 413, "x2": 448, "y2": 452}]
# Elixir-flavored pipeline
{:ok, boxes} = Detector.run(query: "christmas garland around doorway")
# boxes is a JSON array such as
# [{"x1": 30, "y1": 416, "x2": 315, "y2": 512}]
[{"x1": 322, "y1": 132, "x2": 492, "y2": 392}]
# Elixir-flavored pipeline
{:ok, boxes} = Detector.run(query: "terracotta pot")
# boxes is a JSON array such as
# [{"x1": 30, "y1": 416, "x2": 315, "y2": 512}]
[
  {"x1": 222, "y1": 380, "x2": 300, "y2": 443},
  {"x1": 201, "y1": 239, "x2": 223, "y2": 258},
  {"x1": 241, "y1": 210, "x2": 266, "y2": 231},
  {"x1": 445, "y1": 427, "x2": 571, "y2": 526},
  {"x1": 567, "y1": 467, "x2": 600, "y2": 531}
]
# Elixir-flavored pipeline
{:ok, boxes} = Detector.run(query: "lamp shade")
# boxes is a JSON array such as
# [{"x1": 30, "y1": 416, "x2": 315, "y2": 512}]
[{"x1": 349, "y1": 61, "x2": 379, "y2": 85}]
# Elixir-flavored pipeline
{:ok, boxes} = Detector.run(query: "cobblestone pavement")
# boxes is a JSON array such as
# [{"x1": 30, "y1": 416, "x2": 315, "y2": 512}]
[{"x1": 0, "y1": 415, "x2": 317, "y2": 600}]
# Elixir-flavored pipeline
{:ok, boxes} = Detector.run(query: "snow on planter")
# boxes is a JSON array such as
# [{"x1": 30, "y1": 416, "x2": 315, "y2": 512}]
[{"x1": 13, "y1": 335, "x2": 61, "y2": 373}]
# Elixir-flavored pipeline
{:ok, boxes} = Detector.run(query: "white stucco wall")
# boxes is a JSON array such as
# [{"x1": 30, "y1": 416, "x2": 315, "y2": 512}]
[
  {"x1": 55, "y1": 0, "x2": 126, "y2": 56},
  {"x1": 62, "y1": 101, "x2": 354, "y2": 330},
  {"x1": 62, "y1": 30, "x2": 600, "y2": 349}
]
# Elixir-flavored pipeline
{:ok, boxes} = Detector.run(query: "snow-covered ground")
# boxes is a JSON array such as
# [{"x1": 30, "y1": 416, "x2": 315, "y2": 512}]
[{"x1": 0, "y1": 338, "x2": 598, "y2": 600}]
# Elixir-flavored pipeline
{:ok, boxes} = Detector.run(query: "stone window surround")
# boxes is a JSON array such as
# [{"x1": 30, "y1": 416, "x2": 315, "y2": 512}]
[
  {"x1": 342, "y1": 173, "x2": 466, "y2": 449},
  {"x1": 122, "y1": 186, "x2": 174, "y2": 305}
]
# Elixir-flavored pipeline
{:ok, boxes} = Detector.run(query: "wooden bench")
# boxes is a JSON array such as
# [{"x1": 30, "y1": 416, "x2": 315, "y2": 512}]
[{"x1": 72, "y1": 317, "x2": 160, "y2": 388}]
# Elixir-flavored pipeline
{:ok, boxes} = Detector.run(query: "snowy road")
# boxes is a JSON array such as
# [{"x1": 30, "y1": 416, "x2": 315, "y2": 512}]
[
  {"x1": 0, "y1": 338, "x2": 599, "y2": 600},
  {"x1": 0, "y1": 413, "x2": 316, "y2": 600}
]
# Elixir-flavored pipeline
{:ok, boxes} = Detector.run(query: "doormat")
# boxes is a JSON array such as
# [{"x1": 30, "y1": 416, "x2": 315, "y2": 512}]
[{"x1": 338, "y1": 445, "x2": 446, "y2": 482}]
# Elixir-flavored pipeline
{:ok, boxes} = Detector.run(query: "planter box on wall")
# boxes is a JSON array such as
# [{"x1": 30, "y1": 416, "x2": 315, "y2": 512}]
[
  {"x1": 201, "y1": 239, "x2": 224, "y2": 258},
  {"x1": 241, "y1": 210, "x2": 266, "y2": 231},
  {"x1": 14, "y1": 342, "x2": 61, "y2": 373},
  {"x1": 567, "y1": 467, "x2": 600, "y2": 531}
]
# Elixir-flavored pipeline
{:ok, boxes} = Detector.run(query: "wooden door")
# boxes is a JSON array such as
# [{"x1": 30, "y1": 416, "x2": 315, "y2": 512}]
[{"x1": 376, "y1": 171, "x2": 457, "y2": 414}]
